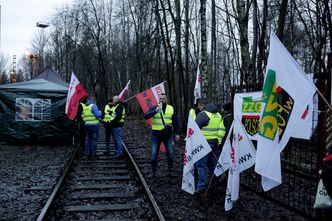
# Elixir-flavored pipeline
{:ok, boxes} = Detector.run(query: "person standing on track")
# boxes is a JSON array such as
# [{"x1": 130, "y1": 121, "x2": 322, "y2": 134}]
[
  {"x1": 105, "y1": 95, "x2": 126, "y2": 159},
  {"x1": 81, "y1": 96, "x2": 101, "y2": 159},
  {"x1": 144, "y1": 93, "x2": 180, "y2": 178},
  {"x1": 102, "y1": 98, "x2": 114, "y2": 156}
]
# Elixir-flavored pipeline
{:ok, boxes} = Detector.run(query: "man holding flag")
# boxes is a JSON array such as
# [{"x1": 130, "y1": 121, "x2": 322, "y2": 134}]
[{"x1": 144, "y1": 93, "x2": 180, "y2": 178}]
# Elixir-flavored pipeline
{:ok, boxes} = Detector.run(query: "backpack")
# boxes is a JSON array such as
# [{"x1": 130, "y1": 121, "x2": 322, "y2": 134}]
[{"x1": 321, "y1": 154, "x2": 332, "y2": 198}]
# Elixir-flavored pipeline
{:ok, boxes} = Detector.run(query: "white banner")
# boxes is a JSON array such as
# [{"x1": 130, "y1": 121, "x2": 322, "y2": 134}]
[
  {"x1": 233, "y1": 91, "x2": 262, "y2": 140},
  {"x1": 255, "y1": 32, "x2": 317, "y2": 191},
  {"x1": 182, "y1": 115, "x2": 212, "y2": 194}
]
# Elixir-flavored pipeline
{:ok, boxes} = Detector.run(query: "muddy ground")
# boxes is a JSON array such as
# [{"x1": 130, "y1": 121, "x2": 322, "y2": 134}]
[{"x1": 0, "y1": 119, "x2": 317, "y2": 220}]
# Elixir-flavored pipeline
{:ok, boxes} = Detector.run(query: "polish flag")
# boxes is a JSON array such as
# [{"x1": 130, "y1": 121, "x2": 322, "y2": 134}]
[
  {"x1": 118, "y1": 80, "x2": 131, "y2": 101},
  {"x1": 65, "y1": 72, "x2": 88, "y2": 120}
]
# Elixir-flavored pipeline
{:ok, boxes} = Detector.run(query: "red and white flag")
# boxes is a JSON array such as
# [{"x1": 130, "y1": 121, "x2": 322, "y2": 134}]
[
  {"x1": 118, "y1": 80, "x2": 131, "y2": 101},
  {"x1": 135, "y1": 82, "x2": 165, "y2": 116},
  {"x1": 194, "y1": 62, "x2": 201, "y2": 104},
  {"x1": 65, "y1": 72, "x2": 88, "y2": 120}
]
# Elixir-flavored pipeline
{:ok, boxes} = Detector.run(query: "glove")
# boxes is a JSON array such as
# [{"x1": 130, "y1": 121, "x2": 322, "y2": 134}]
[{"x1": 156, "y1": 103, "x2": 162, "y2": 113}]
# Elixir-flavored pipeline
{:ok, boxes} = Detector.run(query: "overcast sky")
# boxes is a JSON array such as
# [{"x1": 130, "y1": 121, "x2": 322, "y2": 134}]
[{"x1": 0, "y1": 0, "x2": 72, "y2": 58}]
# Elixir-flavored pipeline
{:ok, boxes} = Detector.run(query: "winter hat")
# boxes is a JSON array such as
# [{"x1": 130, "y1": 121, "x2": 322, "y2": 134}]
[{"x1": 222, "y1": 102, "x2": 231, "y2": 111}]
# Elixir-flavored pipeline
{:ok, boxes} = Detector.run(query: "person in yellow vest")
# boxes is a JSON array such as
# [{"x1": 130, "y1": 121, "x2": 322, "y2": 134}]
[
  {"x1": 102, "y1": 98, "x2": 114, "y2": 155},
  {"x1": 195, "y1": 102, "x2": 223, "y2": 194},
  {"x1": 81, "y1": 96, "x2": 102, "y2": 159},
  {"x1": 103, "y1": 95, "x2": 125, "y2": 159},
  {"x1": 189, "y1": 98, "x2": 206, "y2": 120},
  {"x1": 144, "y1": 93, "x2": 180, "y2": 178}
]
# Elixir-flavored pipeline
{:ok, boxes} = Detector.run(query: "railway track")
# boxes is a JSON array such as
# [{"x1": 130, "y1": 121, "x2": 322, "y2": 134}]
[{"x1": 36, "y1": 140, "x2": 165, "y2": 221}]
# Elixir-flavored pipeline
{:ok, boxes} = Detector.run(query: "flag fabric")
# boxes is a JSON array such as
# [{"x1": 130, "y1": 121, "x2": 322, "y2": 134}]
[
  {"x1": 214, "y1": 122, "x2": 233, "y2": 177},
  {"x1": 233, "y1": 91, "x2": 262, "y2": 140},
  {"x1": 118, "y1": 80, "x2": 131, "y2": 101},
  {"x1": 182, "y1": 115, "x2": 212, "y2": 194},
  {"x1": 224, "y1": 118, "x2": 256, "y2": 211},
  {"x1": 194, "y1": 63, "x2": 201, "y2": 104},
  {"x1": 65, "y1": 72, "x2": 88, "y2": 120},
  {"x1": 135, "y1": 82, "x2": 165, "y2": 115},
  {"x1": 292, "y1": 74, "x2": 317, "y2": 139},
  {"x1": 255, "y1": 32, "x2": 317, "y2": 191},
  {"x1": 135, "y1": 82, "x2": 166, "y2": 151}
]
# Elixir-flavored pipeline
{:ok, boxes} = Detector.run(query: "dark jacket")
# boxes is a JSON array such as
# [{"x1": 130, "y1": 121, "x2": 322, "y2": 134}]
[
  {"x1": 110, "y1": 102, "x2": 125, "y2": 128},
  {"x1": 144, "y1": 103, "x2": 180, "y2": 136}
]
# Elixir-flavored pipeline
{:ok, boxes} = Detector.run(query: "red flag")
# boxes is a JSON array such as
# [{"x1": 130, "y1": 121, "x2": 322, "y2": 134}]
[
  {"x1": 118, "y1": 80, "x2": 131, "y2": 101},
  {"x1": 65, "y1": 73, "x2": 88, "y2": 120},
  {"x1": 135, "y1": 82, "x2": 166, "y2": 151},
  {"x1": 135, "y1": 82, "x2": 165, "y2": 113}
]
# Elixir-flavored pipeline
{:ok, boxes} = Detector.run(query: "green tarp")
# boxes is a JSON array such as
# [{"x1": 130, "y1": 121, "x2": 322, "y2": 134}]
[{"x1": 0, "y1": 68, "x2": 74, "y2": 144}]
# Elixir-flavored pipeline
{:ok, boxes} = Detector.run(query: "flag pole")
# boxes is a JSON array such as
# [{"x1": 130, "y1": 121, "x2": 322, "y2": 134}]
[
  {"x1": 123, "y1": 95, "x2": 136, "y2": 103},
  {"x1": 203, "y1": 150, "x2": 220, "y2": 197},
  {"x1": 123, "y1": 81, "x2": 168, "y2": 103},
  {"x1": 316, "y1": 89, "x2": 332, "y2": 111}
]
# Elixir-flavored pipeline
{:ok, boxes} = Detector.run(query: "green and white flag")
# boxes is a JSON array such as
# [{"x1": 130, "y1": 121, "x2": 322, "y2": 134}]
[{"x1": 255, "y1": 32, "x2": 317, "y2": 191}]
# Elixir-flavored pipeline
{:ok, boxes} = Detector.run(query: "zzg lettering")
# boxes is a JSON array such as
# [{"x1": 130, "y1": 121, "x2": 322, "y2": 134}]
[{"x1": 259, "y1": 69, "x2": 278, "y2": 140}]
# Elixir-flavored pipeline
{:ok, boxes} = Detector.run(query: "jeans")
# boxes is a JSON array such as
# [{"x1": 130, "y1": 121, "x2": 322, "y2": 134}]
[
  {"x1": 105, "y1": 126, "x2": 123, "y2": 156},
  {"x1": 196, "y1": 142, "x2": 217, "y2": 190},
  {"x1": 85, "y1": 125, "x2": 99, "y2": 156},
  {"x1": 112, "y1": 127, "x2": 123, "y2": 157},
  {"x1": 151, "y1": 132, "x2": 174, "y2": 173},
  {"x1": 105, "y1": 126, "x2": 111, "y2": 154}
]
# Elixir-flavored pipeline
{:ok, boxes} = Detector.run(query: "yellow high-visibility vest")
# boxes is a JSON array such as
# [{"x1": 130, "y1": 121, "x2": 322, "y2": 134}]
[
  {"x1": 81, "y1": 103, "x2": 99, "y2": 125},
  {"x1": 110, "y1": 104, "x2": 125, "y2": 123},
  {"x1": 201, "y1": 111, "x2": 222, "y2": 140},
  {"x1": 217, "y1": 120, "x2": 226, "y2": 144},
  {"x1": 103, "y1": 104, "x2": 112, "y2": 122},
  {"x1": 152, "y1": 105, "x2": 174, "y2": 130}
]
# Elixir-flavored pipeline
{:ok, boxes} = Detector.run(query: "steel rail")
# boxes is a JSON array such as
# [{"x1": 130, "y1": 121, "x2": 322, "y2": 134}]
[
  {"x1": 36, "y1": 146, "x2": 79, "y2": 221},
  {"x1": 122, "y1": 141, "x2": 165, "y2": 221}
]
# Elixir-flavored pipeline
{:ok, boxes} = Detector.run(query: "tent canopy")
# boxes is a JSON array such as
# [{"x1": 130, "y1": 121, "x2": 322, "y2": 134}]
[
  {"x1": 32, "y1": 66, "x2": 69, "y2": 87},
  {"x1": 0, "y1": 68, "x2": 73, "y2": 144}
]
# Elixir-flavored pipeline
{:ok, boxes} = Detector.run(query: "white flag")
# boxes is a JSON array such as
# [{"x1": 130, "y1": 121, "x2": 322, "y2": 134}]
[
  {"x1": 235, "y1": 118, "x2": 256, "y2": 173},
  {"x1": 182, "y1": 115, "x2": 212, "y2": 194},
  {"x1": 214, "y1": 122, "x2": 233, "y2": 177},
  {"x1": 194, "y1": 63, "x2": 201, "y2": 104},
  {"x1": 255, "y1": 32, "x2": 317, "y2": 191},
  {"x1": 224, "y1": 118, "x2": 256, "y2": 211},
  {"x1": 291, "y1": 74, "x2": 317, "y2": 139}
]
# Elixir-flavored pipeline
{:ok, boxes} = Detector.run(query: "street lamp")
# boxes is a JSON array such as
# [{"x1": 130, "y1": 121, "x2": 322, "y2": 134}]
[{"x1": 36, "y1": 22, "x2": 49, "y2": 72}]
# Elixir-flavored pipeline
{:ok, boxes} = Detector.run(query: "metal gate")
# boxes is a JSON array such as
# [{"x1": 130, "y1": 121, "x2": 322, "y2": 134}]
[{"x1": 231, "y1": 82, "x2": 326, "y2": 220}]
